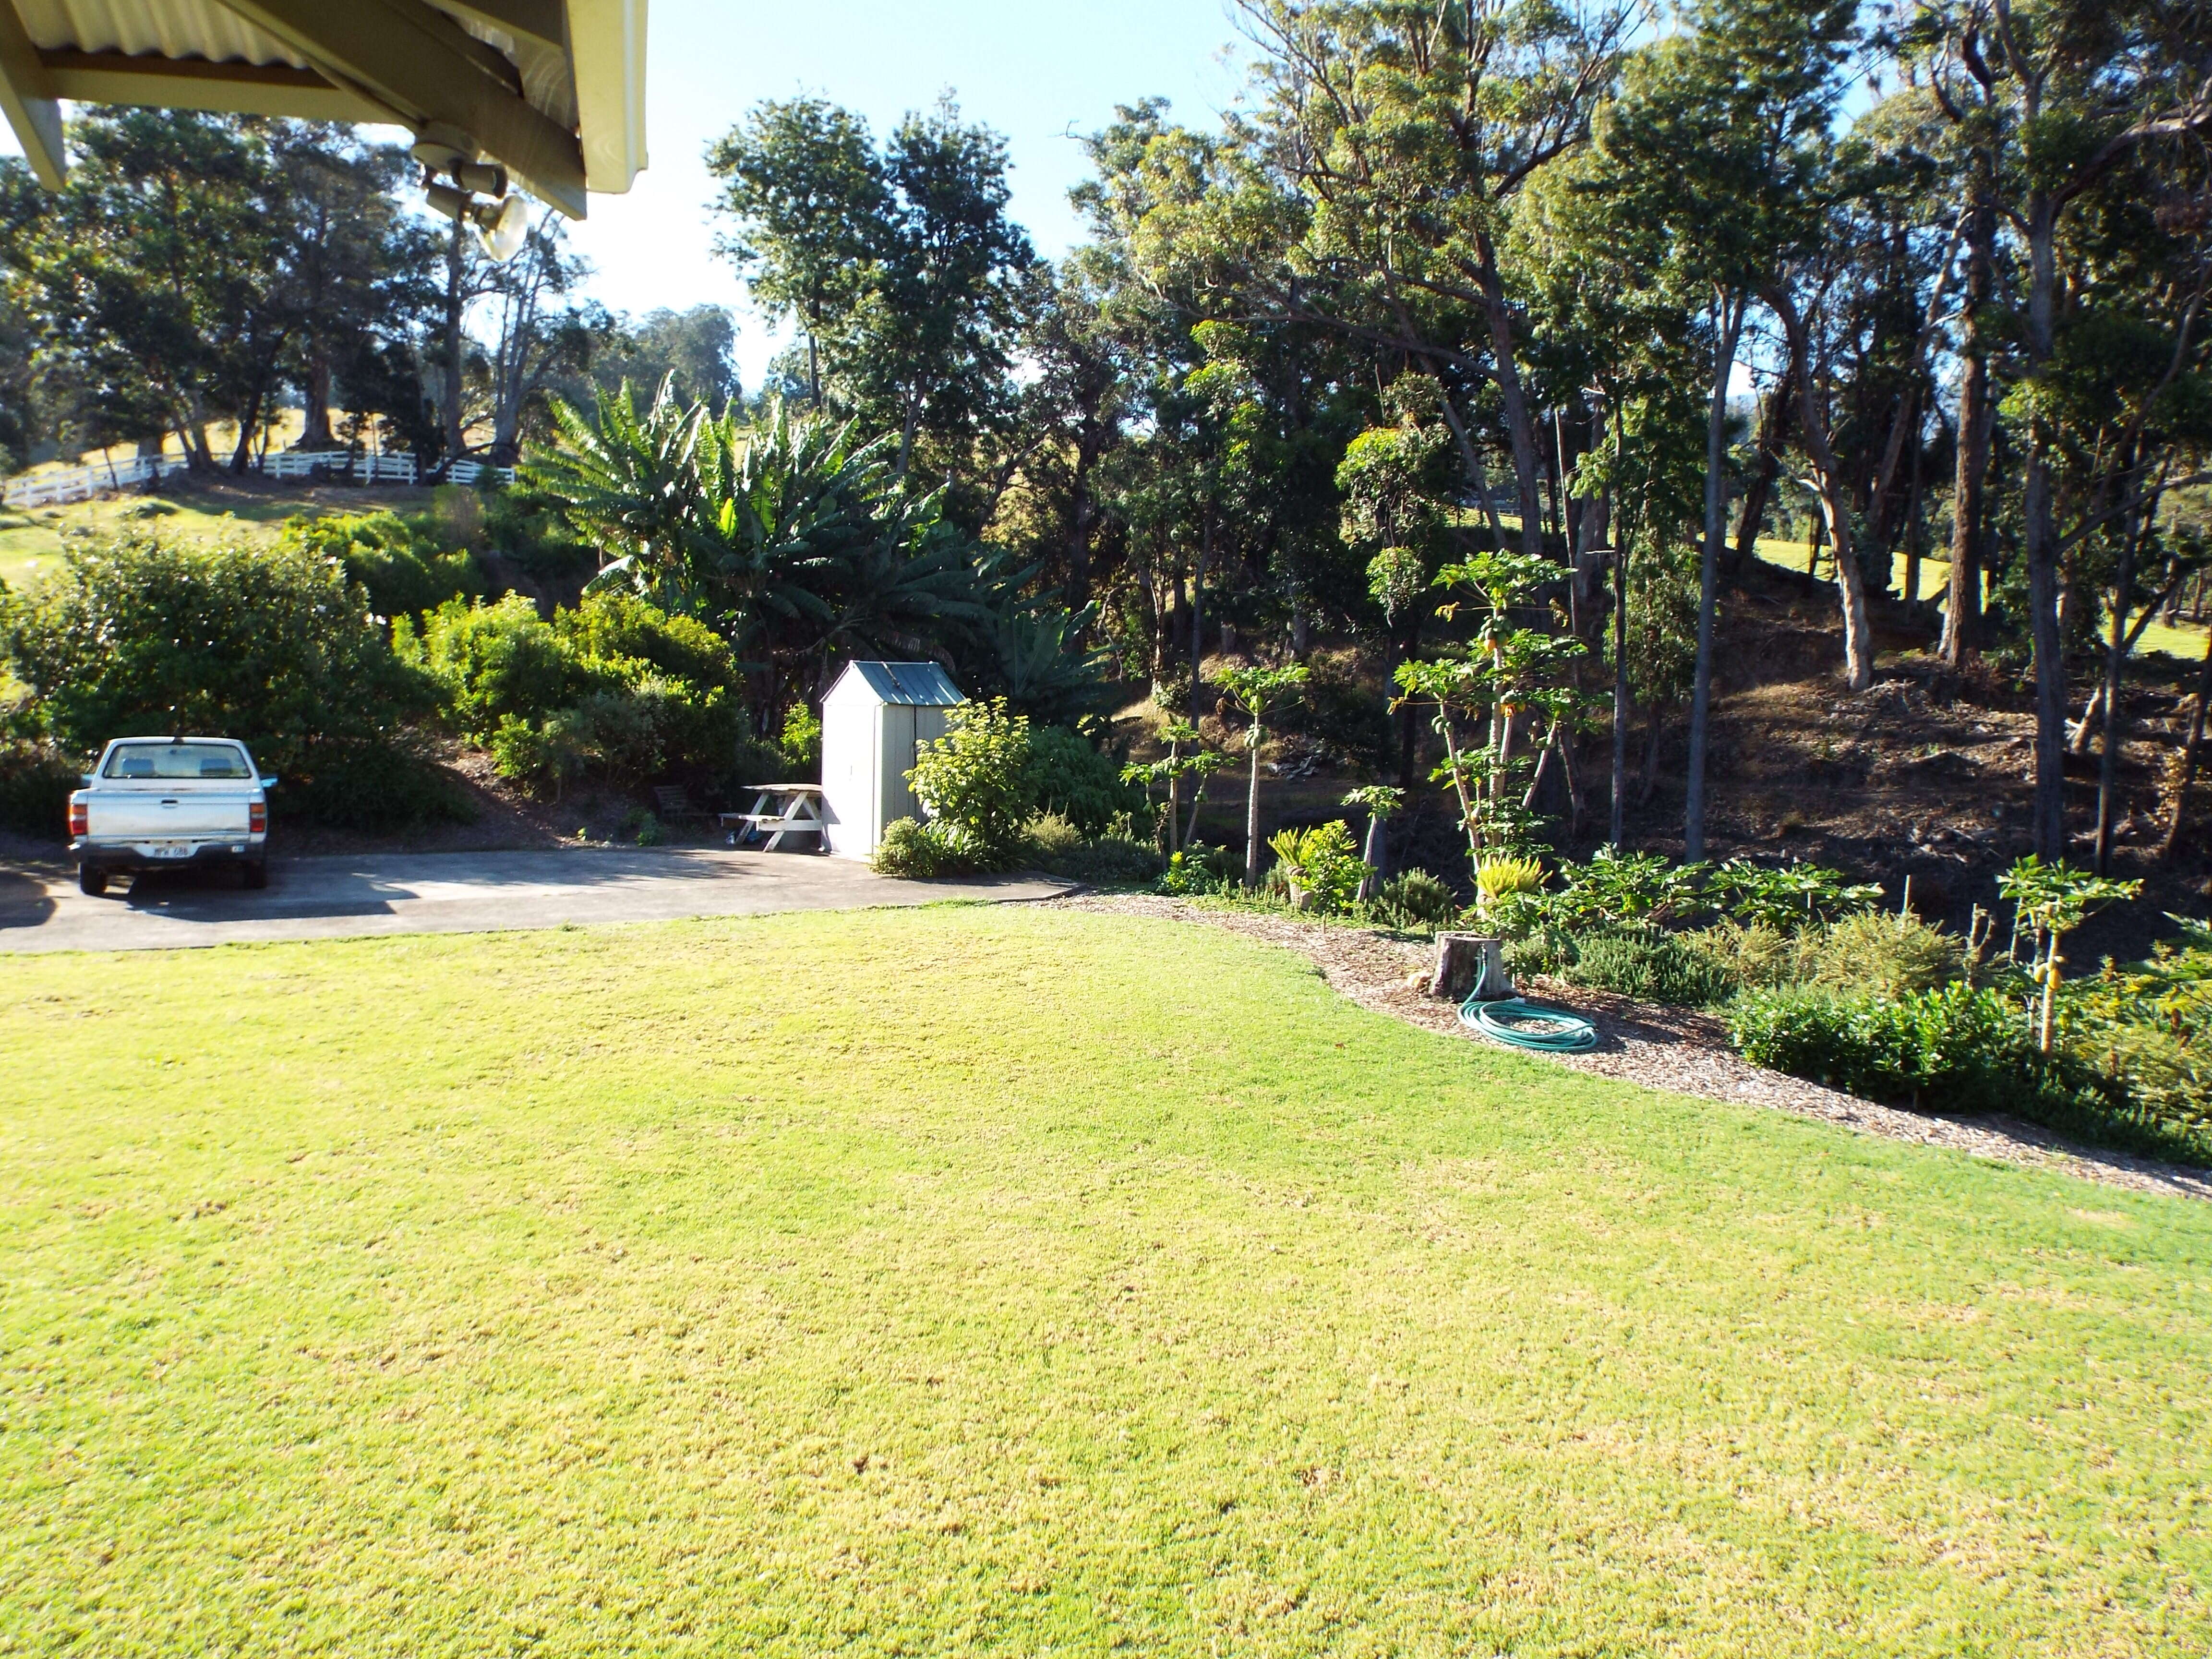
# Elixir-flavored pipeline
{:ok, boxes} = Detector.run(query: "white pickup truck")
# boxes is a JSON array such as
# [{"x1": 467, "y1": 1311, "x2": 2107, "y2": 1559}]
[{"x1": 68, "y1": 736, "x2": 275, "y2": 896}]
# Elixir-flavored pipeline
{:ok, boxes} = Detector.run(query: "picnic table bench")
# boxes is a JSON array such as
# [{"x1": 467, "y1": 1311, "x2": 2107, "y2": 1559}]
[{"x1": 719, "y1": 783, "x2": 828, "y2": 851}]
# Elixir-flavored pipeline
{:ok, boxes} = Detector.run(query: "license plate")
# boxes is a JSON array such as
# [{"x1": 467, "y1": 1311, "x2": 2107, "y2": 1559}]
[{"x1": 147, "y1": 842, "x2": 193, "y2": 859}]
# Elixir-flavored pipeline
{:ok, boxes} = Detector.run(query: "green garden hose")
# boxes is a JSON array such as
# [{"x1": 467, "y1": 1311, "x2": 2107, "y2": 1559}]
[{"x1": 1458, "y1": 994, "x2": 1599, "y2": 1053}]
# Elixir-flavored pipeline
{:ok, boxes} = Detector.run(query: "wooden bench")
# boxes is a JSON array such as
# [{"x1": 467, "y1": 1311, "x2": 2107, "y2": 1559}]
[{"x1": 652, "y1": 784, "x2": 707, "y2": 823}]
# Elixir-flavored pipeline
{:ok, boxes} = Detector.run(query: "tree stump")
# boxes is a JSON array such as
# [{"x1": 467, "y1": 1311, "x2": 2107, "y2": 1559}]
[{"x1": 1430, "y1": 933, "x2": 1513, "y2": 1001}]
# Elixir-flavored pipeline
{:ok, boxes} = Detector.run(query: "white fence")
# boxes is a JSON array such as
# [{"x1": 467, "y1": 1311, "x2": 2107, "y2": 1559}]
[{"x1": 3, "y1": 449, "x2": 515, "y2": 508}]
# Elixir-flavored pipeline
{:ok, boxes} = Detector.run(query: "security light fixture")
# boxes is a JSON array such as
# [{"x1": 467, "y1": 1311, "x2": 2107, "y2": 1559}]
[{"x1": 422, "y1": 160, "x2": 532, "y2": 264}]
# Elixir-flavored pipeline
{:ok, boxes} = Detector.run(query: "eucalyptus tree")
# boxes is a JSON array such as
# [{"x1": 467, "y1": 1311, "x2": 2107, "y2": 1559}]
[
  {"x1": 1594, "y1": 0, "x2": 1861, "y2": 858},
  {"x1": 1971, "y1": 0, "x2": 2212, "y2": 858},
  {"x1": 706, "y1": 96, "x2": 882, "y2": 408},
  {"x1": 1238, "y1": 0, "x2": 1638, "y2": 554},
  {"x1": 708, "y1": 95, "x2": 1034, "y2": 479}
]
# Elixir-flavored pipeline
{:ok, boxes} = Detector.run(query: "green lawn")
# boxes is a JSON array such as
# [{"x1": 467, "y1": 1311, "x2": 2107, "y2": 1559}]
[
  {"x1": 3, "y1": 907, "x2": 2208, "y2": 1656},
  {"x1": 1753, "y1": 536, "x2": 2211, "y2": 664}
]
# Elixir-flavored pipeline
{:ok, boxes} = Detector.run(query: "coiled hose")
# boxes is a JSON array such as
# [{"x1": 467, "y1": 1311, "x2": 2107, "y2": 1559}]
[{"x1": 1458, "y1": 993, "x2": 1599, "y2": 1052}]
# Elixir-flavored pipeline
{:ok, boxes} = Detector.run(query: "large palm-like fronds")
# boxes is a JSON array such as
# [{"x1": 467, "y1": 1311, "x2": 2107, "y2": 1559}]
[{"x1": 525, "y1": 376, "x2": 705, "y2": 611}]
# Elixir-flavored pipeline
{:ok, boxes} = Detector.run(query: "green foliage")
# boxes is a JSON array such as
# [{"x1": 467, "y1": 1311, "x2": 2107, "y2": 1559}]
[
  {"x1": 872, "y1": 815, "x2": 952, "y2": 878},
  {"x1": 1554, "y1": 925, "x2": 1738, "y2": 1008},
  {"x1": 780, "y1": 705, "x2": 823, "y2": 775},
  {"x1": 279, "y1": 512, "x2": 484, "y2": 623},
  {"x1": 1157, "y1": 842, "x2": 1239, "y2": 896},
  {"x1": 407, "y1": 596, "x2": 578, "y2": 735},
  {"x1": 534, "y1": 387, "x2": 988, "y2": 723},
  {"x1": 1708, "y1": 857, "x2": 1884, "y2": 929},
  {"x1": 907, "y1": 698, "x2": 1033, "y2": 869},
  {"x1": 553, "y1": 590, "x2": 738, "y2": 692},
  {"x1": 633, "y1": 811, "x2": 665, "y2": 847},
  {"x1": 1022, "y1": 813, "x2": 1161, "y2": 886},
  {"x1": 488, "y1": 714, "x2": 582, "y2": 797},
  {"x1": 1021, "y1": 725, "x2": 1140, "y2": 836},
  {"x1": 0, "y1": 740, "x2": 82, "y2": 839},
  {"x1": 0, "y1": 536, "x2": 456, "y2": 830},
  {"x1": 405, "y1": 591, "x2": 745, "y2": 793},
  {"x1": 1730, "y1": 984, "x2": 2035, "y2": 1113},
  {"x1": 1807, "y1": 911, "x2": 1964, "y2": 998},
  {"x1": 1370, "y1": 868, "x2": 1459, "y2": 930},
  {"x1": 1267, "y1": 819, "x2": 1365, "y2": 915},
  {"x1": 1726, "y1": 983, "x2": 2205, "y2": 1163}
]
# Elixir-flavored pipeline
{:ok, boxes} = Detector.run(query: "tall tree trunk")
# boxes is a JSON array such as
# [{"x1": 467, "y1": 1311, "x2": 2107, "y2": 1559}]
[
  {"x1": 1944, "y1": 188, "x2": 1996, "y2": 665},
  {"x1": 1728, "y1": 366, "x2": 1794, "y2": 581},
  {"x1": 2092, "y1": 524, "x2": 2139, "y2": 875},
  {"x1": 1771, "y1": 286, "x2": 1875, "y2": 692},
  {"x1": 1942, "y1": 365, "x2": 1990, "y2": 662},
  {"x1": 2022, "y1": 195, "x2": 2068, "y2": 860},
  {"x1": 301, "y1": 353, "x2": 336, "y2": 450},
  {"x1": 440, "y1": 219, "x2": 470, "y2": 461},
  {"x1": 2162, "y1": 628, "x2": 2212, "y2": 861},
  {"x1": 1189, "y1": 512, "x2": 1210, "y2": 725},
  {"x1": 1611, "y1": 537, "x2": 1631, "y2": 848},
  {"x1": 1473, "y1": 233, "x2": 1545, "y2": 560},
  {"x1": 1683, "y1": 289, "x2": 1747, "y2": 861}
]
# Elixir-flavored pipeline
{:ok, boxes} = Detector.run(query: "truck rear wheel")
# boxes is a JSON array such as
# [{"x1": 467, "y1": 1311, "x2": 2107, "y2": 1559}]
[
  {"x1": 78, "y1": 866, "x2": 107, "y2": 897},
  {"x1": 242, "y1": 860, "x2": 268, "y2": 890}
]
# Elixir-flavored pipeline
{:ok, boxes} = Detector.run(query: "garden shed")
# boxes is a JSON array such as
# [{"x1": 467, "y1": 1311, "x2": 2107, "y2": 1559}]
[{"x1": 821, "y1": 661, "x2": 965, "y2": 860}]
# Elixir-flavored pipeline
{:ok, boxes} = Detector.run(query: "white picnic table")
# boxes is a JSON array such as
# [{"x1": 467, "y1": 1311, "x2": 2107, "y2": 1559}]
[{"x1": 719, "y1": 783, "x2": 828, "y2": 852}]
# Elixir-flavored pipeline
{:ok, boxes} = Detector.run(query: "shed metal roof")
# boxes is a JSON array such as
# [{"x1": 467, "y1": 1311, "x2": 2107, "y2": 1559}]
[
  {"x1": 832, "y1": 661, "x2": 965, "y2": 708},
  {"x1": 0, "y1": 0, "x2": 647, "y2": 216}
]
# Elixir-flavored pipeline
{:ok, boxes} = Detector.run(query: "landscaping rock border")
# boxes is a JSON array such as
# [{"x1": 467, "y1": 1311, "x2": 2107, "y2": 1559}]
[{"x1": 1048, "y1": 892, "x2": 2212, "y2": 1203}]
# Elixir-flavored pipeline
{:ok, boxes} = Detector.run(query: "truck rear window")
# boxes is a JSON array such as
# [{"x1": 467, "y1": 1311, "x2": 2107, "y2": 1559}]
[{"x1": 102, "y1": 742, "x2": 252, "y2": 780}]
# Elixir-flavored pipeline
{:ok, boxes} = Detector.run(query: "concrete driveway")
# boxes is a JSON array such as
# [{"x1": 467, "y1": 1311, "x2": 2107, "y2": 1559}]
[{"x1": 0, "y1": 847, "x2": 1074, "y2": 953}]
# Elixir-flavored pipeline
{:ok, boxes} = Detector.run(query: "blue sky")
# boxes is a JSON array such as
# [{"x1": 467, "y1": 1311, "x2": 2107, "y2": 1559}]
[
  {"x1": 566, "y1": 0, "x2": 1255, "y2": 388},
  {"x1": 0, "y1": 0, "x2": 1255, "y2": 391}
]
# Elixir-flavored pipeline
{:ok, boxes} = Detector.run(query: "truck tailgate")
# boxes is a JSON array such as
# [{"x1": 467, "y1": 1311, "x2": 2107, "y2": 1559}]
[{"x1": 90, "y1": 786, "x2": 252, "y2": 840}]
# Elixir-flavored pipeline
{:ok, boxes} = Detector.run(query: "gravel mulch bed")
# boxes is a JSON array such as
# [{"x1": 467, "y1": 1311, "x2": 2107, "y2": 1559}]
[{"x1": 1047, "y1": 892, "x2": 2212, "y2": 1203}]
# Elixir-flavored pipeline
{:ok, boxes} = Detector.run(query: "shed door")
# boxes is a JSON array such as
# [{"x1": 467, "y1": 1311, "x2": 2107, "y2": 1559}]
[{"x1": 881, "y1": 705, "x2": 920, "y2": 830}]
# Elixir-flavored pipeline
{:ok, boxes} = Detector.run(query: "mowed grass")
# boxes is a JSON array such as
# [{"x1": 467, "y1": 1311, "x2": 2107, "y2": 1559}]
[
  {"x1": 1752, "y1": 536, "x2": 2210, "y2": 663},
  {"x1": 2, "y1": 908, "x2": 2209, "y2": 1657}
]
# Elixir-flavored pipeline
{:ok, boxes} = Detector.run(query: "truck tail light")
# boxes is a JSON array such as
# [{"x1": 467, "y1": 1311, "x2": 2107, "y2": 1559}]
[
  {"x1": 249, "y1": 801, "x2": 266, "y2": 833},
  {"x1": 68, "y1": 796, "x2": 87, "y2": 838}
]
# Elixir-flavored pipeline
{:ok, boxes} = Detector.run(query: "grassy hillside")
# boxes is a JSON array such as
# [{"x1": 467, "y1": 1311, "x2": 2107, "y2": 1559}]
[
  {"x1": 2, "y1": 905, "x2": 2207, "y2": 1656},
  {"x1": 0, "y1": 478, "x2": 462, "y2": 592}
]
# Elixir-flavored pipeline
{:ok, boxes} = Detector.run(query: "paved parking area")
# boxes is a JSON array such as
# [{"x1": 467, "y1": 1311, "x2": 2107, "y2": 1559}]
[{"x1": 0, "y1": 847, "x2": 1072, "y2": 953}]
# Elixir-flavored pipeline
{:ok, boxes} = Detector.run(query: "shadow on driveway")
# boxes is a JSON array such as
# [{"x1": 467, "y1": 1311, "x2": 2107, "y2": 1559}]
[{"x1": 4, "y1": 846, "x2": 1070, "y2": 953}]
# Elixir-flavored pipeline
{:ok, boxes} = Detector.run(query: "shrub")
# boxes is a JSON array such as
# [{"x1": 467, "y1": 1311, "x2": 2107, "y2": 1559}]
[
  {"x1": 489, "y1": 714, "x2": 585, "y2": 796},
  {"x1": 633, "y1": 811, "x2": 665, "y2": 847},
  {"x1": 1556, "y1": 925, "x2": 1738, "y2": 1007},
  {"x1": 0, "y1": 536, "x2": 457, "y2": 830},
  {"x1": 1267, "y1": 820, "x2": 1366, "y2": 915},
  {"x1": 780, "y1": 705, "x2": 822, "y2": 775},
  {"x1": 280, "y1": 511, "x2": 485, "y2": 622},
  {"x1": 1807, "y1": 911, "x2": 1963, "y2": 998},
  {"x1": 1371, "y1": 868, "x2": 1458, "y2": 930},
  {"x1": 1477, "y1": 856, "x2": 1545, "y2": 909},
  {"x1": 1022, "y1": 724, "x2": 1140, "y2": 835},
  {"x1": 908, "y1": 698, "x2": 1034, "y2": 869},
  {"x1": 1730, "y1": 983, "x2": 2026, "y2": 1108},
  {"x1": 553, "y1": 590, "x2": 737, "y2": 693},
  {"x1": 1158, "y1": 842, "x2": 1238, "y2": 896},
  {"x1": 874, "y1": 816, "x2": 955, "y2": 878},
  {"x1": 1023, "y1": 812, "x2": 1161, "y2": 885},
  {"x1": 1708, "y1": 857, "x2": 1884, "y2": 929},
  {"x1": 1685, "y1": 920, "x2": 1807, "y2": 989},
  {"x1": 0, "y1": 740, "x2": 82, "y2": 839},
  {"x1": 406, "y1": 595, "x2": 581, "y2": 735}
]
